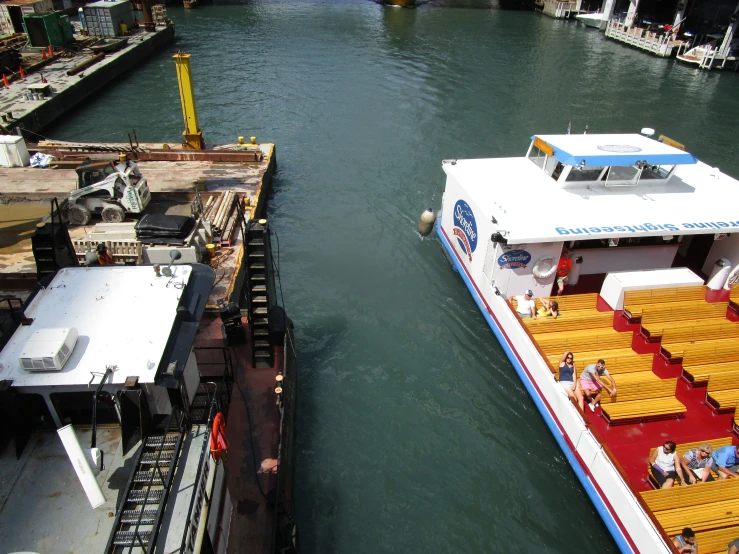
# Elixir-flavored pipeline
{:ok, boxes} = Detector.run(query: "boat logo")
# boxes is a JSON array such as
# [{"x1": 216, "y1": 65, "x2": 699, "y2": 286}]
[
  {"x1": 596, "y1": 145, "x2": 642, "y2": 153},
  {"x1": 452, "y1": 200, "x2": 477, "y2": 262},
  {"x1": 497, "y1": 249, "x2": 531, "y2": 269}
]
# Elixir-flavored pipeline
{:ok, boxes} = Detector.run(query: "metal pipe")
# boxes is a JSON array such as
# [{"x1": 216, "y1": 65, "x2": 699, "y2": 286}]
[{"x1": 67, "y1": 53, "x2": 105, "y2": 77}]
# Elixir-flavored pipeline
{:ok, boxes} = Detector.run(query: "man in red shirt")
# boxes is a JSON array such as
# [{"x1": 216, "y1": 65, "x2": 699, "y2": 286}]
[{"x1": 556, "y1": 249, "x2": 572, "y2": 296}]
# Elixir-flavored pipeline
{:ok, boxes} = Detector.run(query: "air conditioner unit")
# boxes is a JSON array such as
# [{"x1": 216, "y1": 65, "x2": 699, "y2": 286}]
[{"x1": 19, "y1": 328, "x2": 78, "y2": 372}]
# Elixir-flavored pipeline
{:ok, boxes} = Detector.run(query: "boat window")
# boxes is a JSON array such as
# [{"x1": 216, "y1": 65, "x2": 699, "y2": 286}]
[
  {"x1": 604, "y1": 165, "x2": 641, "y2": 186},
  {"x1": 640, "y1": 164, "x2": 674, "y2": 179},
  {"x1": 565, "y1": 166, "x2": 606, "y2": 182},
  {"x1": 528, "y1": 145, "x2": 547, "y2": 170}
]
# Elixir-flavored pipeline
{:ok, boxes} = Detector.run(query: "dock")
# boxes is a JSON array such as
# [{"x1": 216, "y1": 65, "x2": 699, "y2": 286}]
[
  {"x1": 0, "y1": 24, "x2": 174, "y2": 138},
  {"x1": 605, "y1": 20, "x2": 684, "y2": 58}
]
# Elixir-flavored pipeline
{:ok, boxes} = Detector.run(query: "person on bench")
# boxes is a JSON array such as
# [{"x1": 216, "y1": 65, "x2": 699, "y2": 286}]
[
  {"x1": 515, "y1": 290, "x2": 536, "y2": 319},
  {"x1": 579, "y1": 359, "x2": 616, "y2": 412},
  {"x1": 680, "y1": 443, "x2": 715, "y2": 485},
  {"x1": 537, "y1": 299, "x2": 560, "y2": 319},
  {"x1": 558, "y1": 351, "x2": 583, "y2": 408},
  {"x1": 711, "y1": 444, "x2": 739, "y2": 480},
  {"x1": 672, "y1": 528, "x2": 698, "y2": 553},
  {"x1": 728, "y1": 537, "x2": 739, "y2": 554},
  {"x1": 649, "y1": 441, "x2": 687, "y2": 489}
]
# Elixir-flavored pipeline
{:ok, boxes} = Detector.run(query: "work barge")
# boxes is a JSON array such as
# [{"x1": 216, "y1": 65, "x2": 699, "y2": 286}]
[
  {"x1": 0, "y1": 47, "x2": 299, "y2": 551},
  {"x1": 0, "y1": 5, "x2": 174, "y2": 138}
]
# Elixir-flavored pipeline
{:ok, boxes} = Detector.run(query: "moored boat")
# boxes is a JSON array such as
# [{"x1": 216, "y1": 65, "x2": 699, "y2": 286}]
[
  {"x1": 436, "y1": 130, "x2": 739, "y2": 553},
  {"x1": 0, "y1": 215, "x2": 299, "y2": 553},
  {"x1": 576, "y1": 12, "x2": 608, "y2": 29}
]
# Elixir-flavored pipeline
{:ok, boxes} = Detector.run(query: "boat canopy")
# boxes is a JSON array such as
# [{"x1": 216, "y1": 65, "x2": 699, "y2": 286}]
[{"x1": 531, "y1": 134, "x2": 698, "y2": 167}]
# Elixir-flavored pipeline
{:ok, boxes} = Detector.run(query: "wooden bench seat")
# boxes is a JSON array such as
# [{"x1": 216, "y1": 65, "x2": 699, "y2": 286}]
[
  {"x1": 650, "y1": 497, "x2": 739, "y2": 535},
  {"x1": 524, "y1": 311, "x2": 614, "y2": 332},
  {"x1": 534, "y1": 329, "x2": 633, "y2": 356},
  {"x1": 624, "y1": 286, "x2": 707, "y2": 311},
  {"x1": 695, "y1": 525, "x2": 739, "y2": 554},
  {"x1": 534, "y1": 293, "x2": 599, "y2": 312},
  {"x1": 640, "y1": 317, "x2": 730, "y2": 341},
  {"x1": 706, "y1": 370, "x2": 739, "y2": 412},
  {"x1": 637, "y1": 301, "x2": 728, "y2": 326},
  {"x1": 659, "y1": 321, "x2": 739, "y2": 346},
  {"x1": 546, "y1": 352, "x2": 653, "y2": 374},
  {"x1": 645, "y1": 437, "x2": 734, "y2": 491},
  {"x1": 680, "y1": 344, "x2": 739, "y2": 370},
  {"x1": 600, "y1": 397, "x2": 686, "y2": 424},
  {"x1": 676, "y1": 437, "x2": 734, "y2": 460},
  {"x1": 599, "y1": 377, "x2": 677, "y2": 404},
  {"x1": 662, "y1": 337, "x2": 739, "y2": 362},
  {"x1": 683, "y1": 361, "x2": 739, "y2": 385},
  {"x1": 641, "y1": 474, "x2": 739, "y2": 512}
]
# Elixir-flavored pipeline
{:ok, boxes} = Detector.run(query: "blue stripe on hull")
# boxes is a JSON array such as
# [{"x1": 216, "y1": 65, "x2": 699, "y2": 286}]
[{"x1": 436, "y1": 221, "x2": 634, "y2": 554}]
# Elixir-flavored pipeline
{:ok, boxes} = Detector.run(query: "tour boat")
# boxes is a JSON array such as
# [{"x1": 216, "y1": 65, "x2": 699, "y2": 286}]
[{"x1": 436, "y1": 130, "x2": 739, "y2": 553}]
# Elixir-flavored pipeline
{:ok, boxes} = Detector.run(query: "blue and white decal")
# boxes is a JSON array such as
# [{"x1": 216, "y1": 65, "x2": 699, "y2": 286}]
[
  {"x1": 497, "y1": 249, "x2": 531, "y2": 269},
  {"x1": 452, "y1": 200, "x2": 478, "y2": 262}
]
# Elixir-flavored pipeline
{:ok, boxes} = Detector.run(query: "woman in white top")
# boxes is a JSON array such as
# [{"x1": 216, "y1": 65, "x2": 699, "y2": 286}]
[{"x1": 648, "y1": 441, "x2": 687, "y2": 488}]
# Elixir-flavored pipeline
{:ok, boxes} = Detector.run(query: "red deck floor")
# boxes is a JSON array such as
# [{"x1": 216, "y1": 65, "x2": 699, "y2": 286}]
[
  {"x1": 196, "y1": 315, "x2": 282, "y2": 554},
  {"x1": 557, "y1": 290, "x2": 739, "y2": 493}
]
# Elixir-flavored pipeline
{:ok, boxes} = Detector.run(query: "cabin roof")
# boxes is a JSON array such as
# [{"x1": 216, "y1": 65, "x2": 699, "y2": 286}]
[
  {"x1": 0, "y1": 265, "x2": 191, "y2": 388},
  {"x1": 442, "y1": 155, "x2": 739, "y2": 244},
  {"x1": 533, "y1": 133, "x2": 697, "y2": 167}
]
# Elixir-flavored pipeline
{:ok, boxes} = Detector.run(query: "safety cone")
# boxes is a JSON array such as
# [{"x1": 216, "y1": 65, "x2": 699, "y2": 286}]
[
  {"x1": 2, "y1": 74, "x2": 9, "y2": 87},
  {"x1": 18, "y1": 66, "x2": 25, "y2": 79},
  {"x1": 41, "y1": 49, "x2": 46, "y2": 59},
  {"x1": 47, "y1": 45, "x2": 53, "y2": 56},
  {"x1": 41, "y1": 74, "x2": 47, "y2": 84}
]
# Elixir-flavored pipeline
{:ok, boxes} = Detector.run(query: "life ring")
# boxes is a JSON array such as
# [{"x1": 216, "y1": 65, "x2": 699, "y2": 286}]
[
  {"x1": 532, "y1": 256, "x2": 558, "y2": 279},
  {"x1": 210, "y1": 412, "x2": 229, "y2": 462}
]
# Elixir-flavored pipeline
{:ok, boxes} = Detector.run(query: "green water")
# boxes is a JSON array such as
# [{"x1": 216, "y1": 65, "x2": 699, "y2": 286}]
[{"x1": 46, "y1": 2, "x2": 739, "y2": 552}]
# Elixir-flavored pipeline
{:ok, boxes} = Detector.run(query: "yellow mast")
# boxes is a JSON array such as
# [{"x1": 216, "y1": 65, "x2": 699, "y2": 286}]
[{"x1": 173, "y1": 52, "x2": 205, "y2": 150}]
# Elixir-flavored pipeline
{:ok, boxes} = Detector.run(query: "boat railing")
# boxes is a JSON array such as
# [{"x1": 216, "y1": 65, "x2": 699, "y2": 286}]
[
  {"x1": 272, "y1": 324, "x2": 299, "y2": 550},
  {"x1": 179, "y1": 363, "x2": 233, "y2": 554}
]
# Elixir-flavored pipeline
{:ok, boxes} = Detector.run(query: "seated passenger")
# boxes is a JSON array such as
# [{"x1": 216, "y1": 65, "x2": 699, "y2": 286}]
[
  {"x1": 558, "y1": 351, "x2": 583, "y2": 408},
  {"x1": 680, "y1": 443, "x2": 714, "y2": 485},
  {"x1": 711, "y1": 444, "x2": 739, "y2": 479},
  {"x1": 672, "y1": 527, "x2": 697, "y2": 553},
  {"x1": 578, "y1": 359, "x2": 616, "y2": 412},
  {"x1": 537, "y1": 299, "x2": 560, "y2": 319},
  {"x1": 649, "y1": 441, "x2": 686, "y2": 489},
  {"x1": 515, "y1": 290, "x2": 536, "y2": 319}
]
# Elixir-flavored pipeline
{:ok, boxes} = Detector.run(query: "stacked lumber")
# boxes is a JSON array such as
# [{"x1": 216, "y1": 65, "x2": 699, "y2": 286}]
[{"x1": 203, "y1": 191, "x2": 239, "y2": 245}]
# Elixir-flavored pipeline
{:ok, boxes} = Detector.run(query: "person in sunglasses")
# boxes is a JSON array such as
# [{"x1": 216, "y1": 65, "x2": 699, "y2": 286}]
[
  {"x1": 672, "y1": 527, "x2": 697, "y2": 553},
  {"x1": 680, "y1": 443, "x2": 715, "y2": 485},
  {"x1": 649, "y1": 441, "x2": 687, "y2": 489}
]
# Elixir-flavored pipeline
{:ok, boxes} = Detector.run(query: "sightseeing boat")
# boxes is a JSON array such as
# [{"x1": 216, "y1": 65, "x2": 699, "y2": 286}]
[{"x1": 436, "y1": 130, "x2": 739, "y2": 553}]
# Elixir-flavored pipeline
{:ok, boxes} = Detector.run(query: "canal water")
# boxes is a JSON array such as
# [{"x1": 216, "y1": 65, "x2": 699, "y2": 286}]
[{"x1": 46, "y1": 1, "x2": 739, "y2": 552}]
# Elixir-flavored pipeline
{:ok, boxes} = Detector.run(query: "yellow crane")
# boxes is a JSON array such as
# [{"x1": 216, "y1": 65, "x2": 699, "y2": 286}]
[{"x1": 173, "y1": 51, "x2": 205, "y2": 150}]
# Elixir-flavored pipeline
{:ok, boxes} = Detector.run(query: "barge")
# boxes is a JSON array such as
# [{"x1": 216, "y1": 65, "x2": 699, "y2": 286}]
[{"x1": 436, "y1": 130, "x2": 739, "y2": 553}]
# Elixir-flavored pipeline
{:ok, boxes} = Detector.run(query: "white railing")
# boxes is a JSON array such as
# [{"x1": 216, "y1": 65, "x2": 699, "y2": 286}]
[{"x1": 605, "y1": 20, "x2": 678, "y2": 57}]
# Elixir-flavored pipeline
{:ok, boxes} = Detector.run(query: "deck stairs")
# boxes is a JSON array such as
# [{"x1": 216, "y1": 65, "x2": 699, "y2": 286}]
[
  {"x1": 243, "y1": 214, "x2": 276, "y2": 369},
  {"x1": 104, "y1": 406, "x2": 187, "y2": 553},
  {"x1": 31, "y1": 198, "x2": 78, "y2": 281}
]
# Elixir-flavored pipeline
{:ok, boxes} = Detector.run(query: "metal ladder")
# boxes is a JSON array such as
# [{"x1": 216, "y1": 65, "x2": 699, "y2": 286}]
[
  {"x1": 236, "y1": 201, "x2": 276, "y2": 368},
  {"x1": 105, "y1": 406, "x2": 187, "y2": 553}
]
